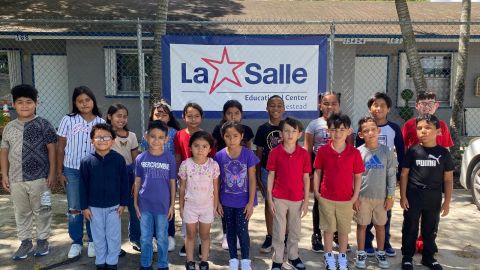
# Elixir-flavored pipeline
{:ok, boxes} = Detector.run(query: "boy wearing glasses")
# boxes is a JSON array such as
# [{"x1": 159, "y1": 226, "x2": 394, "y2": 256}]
[
  {"x1": 80, "y1": 123, "x2": 129, "y2": 269},
  {"x1": 313, "y1": 113, "x2": 365, "y2": 270}
]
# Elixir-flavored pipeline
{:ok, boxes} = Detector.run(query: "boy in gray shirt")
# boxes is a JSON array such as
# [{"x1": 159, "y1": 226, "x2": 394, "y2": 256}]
[{"x1": 354, "y1": 117, "x2": 397, "y2": 269}]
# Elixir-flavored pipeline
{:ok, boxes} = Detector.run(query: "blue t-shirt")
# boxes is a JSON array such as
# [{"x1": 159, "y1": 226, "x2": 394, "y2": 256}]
[
  {"x1": 215, "y1": 147, "x2": 259, "y2": 208},
  {"x1": 135, "y1": 151, "x2": 176, "y2": 214}
]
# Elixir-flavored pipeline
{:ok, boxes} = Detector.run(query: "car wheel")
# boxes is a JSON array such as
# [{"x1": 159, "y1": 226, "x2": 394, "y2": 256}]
[{"x1": 470, "y1": 161, "x2": 480, "y2": 210}]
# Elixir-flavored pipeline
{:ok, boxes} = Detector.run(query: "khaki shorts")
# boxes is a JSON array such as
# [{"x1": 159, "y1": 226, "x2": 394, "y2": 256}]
[
  {"x1": 354, "y1": 197, "x2": 387, "y2": 226},
  {"x1": 318, "y1": 197, "x2": 353, "y2": 234}
]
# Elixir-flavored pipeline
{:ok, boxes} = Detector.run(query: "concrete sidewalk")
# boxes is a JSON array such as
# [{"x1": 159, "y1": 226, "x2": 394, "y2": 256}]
[{"x1": 0, "y1": 190, "x2": 479, "y2": 270}]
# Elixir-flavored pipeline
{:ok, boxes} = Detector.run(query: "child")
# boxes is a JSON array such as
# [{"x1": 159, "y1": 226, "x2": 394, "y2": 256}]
[
  {"x1": 355, "y1": 92, "x2": 404, "y2": 257},
  {"x1": 79, "y1": 123, "x2": 129, "y2": 270},
  {"x1": 304, "y1": 92, "x2": 341, "y2": 253},
  {"x1": 254, "y1": 95, "x2": 285, "y2": 253},
  {"x1": 57, "y1": 86, "x2": 105, "y2": 258},
  {"x1": 354, "y1": 117, "x2": 397, "y2": 269},
  {"x1": 0, "y1": 84, "x2": 57, "y2": 260},
  {"x1": 212, "y1": 100, "x2": 254, "y2": 249},
  {"x1": 215, "y1": 121, "x2": 259, "y2": 270},
  {"x1": 400, "y1": 114, "x2": 453, "y2": 270},
  {"x1": 107, "y1": 104, "x2": 140, "y2": 252},
  {"x1": 313, "y1": 113, "x2": 364, "y2": 270},
  {"x1": 179, "y1": 131, "x2": 220, "y2": 270},
  {"x1": 134, "y1": 120, "x2": 176, "y2": 270},
  {"x1": 267, "y1": 117, "x2": 310, "y2": 270}
]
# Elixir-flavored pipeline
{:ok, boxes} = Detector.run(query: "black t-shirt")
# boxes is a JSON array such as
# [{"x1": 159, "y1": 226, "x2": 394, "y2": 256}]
[
  {"x1": 402, "y1": 144, "x2": 454, "y2": 190},
  {"x1": 254, "y1": 122, "x2": 282, "y2": 168},
  {"x1": 212, "y1": 123, "x2": 254, "y2": 151}
]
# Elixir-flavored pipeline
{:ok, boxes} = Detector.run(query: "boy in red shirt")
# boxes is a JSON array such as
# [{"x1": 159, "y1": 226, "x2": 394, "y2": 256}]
[
  {"x1": 313, "y1": 113, "x2": 365, "y2": 270},
  {"x1": 267, "y1": 117, "x2": 310, "y2": 270}
]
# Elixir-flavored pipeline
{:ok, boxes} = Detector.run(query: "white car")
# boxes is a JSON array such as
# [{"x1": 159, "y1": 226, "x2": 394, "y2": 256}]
[{"x1": 460, "y1": 137, "x2": 480, "y2": 210}]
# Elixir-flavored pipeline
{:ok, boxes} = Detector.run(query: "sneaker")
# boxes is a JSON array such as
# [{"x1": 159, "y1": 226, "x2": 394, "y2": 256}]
[
  {"x1": 185, "y1": 261, "x2": 196, "y2": 270},
  {"x1": 422, "y1": 259, "x2": 443, "y2": 270},
  {"x1": 34, "y1": 239, "x2": 50, "y2": 257},
  {"x1": 12, "y1": 239, "x2": 33, "y2": 260},
  {"x1": 67, "y1": 243, "x2": 82, "y2": 259},
  {"x1": 168, "y1": 236, "x2": 175, "y2": 252},
  {"x1": 401, "y1": 257, "x2": 414, "y2": 270},
  {"x1": 385, "y1": 247, "x2": 396, "y2": 257},
  {"x1": 338, "y1": 253, "x2": 350, "y2": 270},
  {"x1": 324, "y1": 252, "x2": 337, "y2": 270},
  {"x1": 271, "y1": 262, "x2": 283, "y2": 270},
  {"x1": 287, "y1": 257, "x2": 306, "y2": 270},
  {"x1": 88, "y1": 242, "x2": 95, "y2": 258},
  {"x1": 228, "y1": 258, "x2": 239, "y2": 270},
  {"x1": 131, "y1": 241, "x2": 141, "y2": 252},
  {"x1": 199, "y1": 261, "x2": 209, "y2": 270},
  {"x1": 355, "y1": 250, "x2": 367, "y2": 269},
  {"x1": 260, "y1": 235, "x2": 272, "y2": 253},
  {"x1": 365, "y1": 247, "x2": 375, "y2": 257},
  {"x1": 118, "y1": 249, "x2": 126, "y2": 257},
  {"x1": 153, "y1": 239, "x2": 158, "y2": 253},
  {"x1": 222, "y1": 234, "x2": 229, "y2": 250},
  {"x1": 179, "y1": 245, "x2": 186, "y2": 257},
  {"x1": 375, "y1": 250, "x2": 390, "y2": 269},
  {"x1": 311, "y1": 233, "x2": 324, "y2": 253},
  {"x1": 198, "y1": 244, "x2": 202, "y2": 259},
  {"x1": 240, "y1": 259, "x2": 252, "y2": 270}
]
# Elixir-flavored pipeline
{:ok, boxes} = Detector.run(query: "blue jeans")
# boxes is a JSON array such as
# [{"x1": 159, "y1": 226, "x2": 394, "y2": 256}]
[
  {"x1": 365, "y1": 209, "x2": 392, "y2": 249},
  {"x1": 90, "y1": 205, "x2": 121, "y2": 265},
  {"x1": 65, "y1": 167, "x2": 92, "y2": 244},
  {"x1": 126, "y1": 164, "x2": 141, "y2": 243},
  {"x1": 224, "y1": 206, "x2": 250, "y2": 259},
  {"x1": 140, "y1": 212, "x2": 168, "y2": 268}
]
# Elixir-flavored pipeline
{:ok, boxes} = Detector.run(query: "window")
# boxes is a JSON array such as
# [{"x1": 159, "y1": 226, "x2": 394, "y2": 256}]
[
  {"x1": 0, "y1": 50, "x2": 22, "y2": 100},
  {"x1": 397, "y1": 52, "x2": 456, "y2": 107},
  {"x1": 105, "y1": 48, "x2": 152, "y2": 96}
]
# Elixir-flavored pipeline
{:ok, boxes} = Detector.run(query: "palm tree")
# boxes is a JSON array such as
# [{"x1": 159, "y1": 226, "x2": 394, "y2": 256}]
[
  {"x1": 395, "y1": 0, "x2": 426, "y2": 93},
  {"x1": 150, "y1": 0, "x2": 169, "y2": 106}
]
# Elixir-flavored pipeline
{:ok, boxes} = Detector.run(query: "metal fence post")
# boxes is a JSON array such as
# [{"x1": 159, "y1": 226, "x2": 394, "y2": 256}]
[
  {"x1": 328, "y1": 21, "x2": 336, "y2": 92},
  {"x1": 137, "y1": 19, "x2": 146, "y2": 134}
]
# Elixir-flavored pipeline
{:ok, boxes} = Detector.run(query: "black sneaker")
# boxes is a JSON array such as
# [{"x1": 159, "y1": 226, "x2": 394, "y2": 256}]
[
  {"x1": 287, "y1": 257, "x2": 306, "y2": 270},
  {"x1": 185, "y1": 261, "x2": 195, "y2": 270},
  {"x1": 179, "y1": 245, "x2": 186, "y2": 257},
  {"x1": 271, "y1": 262, "x2": 283, "y2": 270},
  {"x1": 260, "y1": 235, "x2": 272, "y2": 253},
  {"x1": 401, "y1": 257, "x2": 414, "y2": 270},
  {"x1": 12, "y1": 239, "x2": 33, "y2": 260},
  {"x1": 311, "y1": 233, "x2": 324, "y2": 253},
  {"x1": 422, "y1": 259, "x2": 443, "y2": 270},
  {"x1": 199, "y1": 261, "x2": 209, "y2": 270}
]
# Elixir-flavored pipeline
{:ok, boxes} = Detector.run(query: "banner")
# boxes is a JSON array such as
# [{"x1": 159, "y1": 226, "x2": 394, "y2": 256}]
[{"x1": 162, "y1": 35, "x2": 327, "y2": 118}]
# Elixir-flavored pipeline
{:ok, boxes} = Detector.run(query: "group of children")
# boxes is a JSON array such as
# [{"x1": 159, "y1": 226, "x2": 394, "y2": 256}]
[{"x1": 0, "y1": 83, "x2": 454, "y2": 270}]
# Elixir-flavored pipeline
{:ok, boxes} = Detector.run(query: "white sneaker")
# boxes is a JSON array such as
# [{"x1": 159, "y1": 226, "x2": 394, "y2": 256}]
[
  {"x1": 241, "y1": 259, "x2": 252, "y2": 270},
  {"x1": 168, "y1": 236, "x2": 175, "y2": 252},
  {"x1": 375, "y1": 250, "x2": 390, "y2": 269},
  {"x1": 67, "y1": 244, "x2": 82, "y2": 258},
  {"x1": 87, "y1": 242, "x2": 95, "y2": 258},
  {"x1": 228, "y1": 258, "x2": 239, "y2": 270},
  {"x1": 338, "y1": 253, "x2": 349, "y2": 270},
  {"x1": 152, "y1": 239, "x2": 158, "y2": 253},
  {"x1": 355, "y1": 250, "x2": 367, "y2": 269},
  {"x1": 324, "y1": 252, "x2": 337, "y2": 270},
  {"x1": 222, "y1": 234, "x2": 229, "y2": 250}
]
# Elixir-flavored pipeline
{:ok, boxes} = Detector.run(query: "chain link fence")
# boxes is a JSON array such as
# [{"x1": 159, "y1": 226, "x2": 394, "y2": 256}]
[{"x1": 0, "y1": 19, "x2": 478, "y2": 138}]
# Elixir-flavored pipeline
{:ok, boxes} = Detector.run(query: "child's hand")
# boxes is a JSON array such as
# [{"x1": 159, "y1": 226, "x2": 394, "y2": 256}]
[
  {"x1": 2, "y1": 176, "x2": 10, "y2": 193},
  {"x1": 400, "y1": 197, "x2": 409, "y2": 210},
  {"x1": 58, "y1": 174, "x2": 67, "y2": 189},
  {"x1": 134, "y1": 204, "x2": 141, "y2": 219},
  {"x1": 353, "y1": 199, "x2": 361, "y2": 212},
  {"x1": 244, "y1": 202, "x2": 254, "y2": 220},
  {"x1": 216, "y1": 204, "x2": 224, "y2": 217},
  {"x1": 168, "y1": 206, "x2": 174, "y2": 221},
  {"x1": 301, "y1": 201, "x2": 308, "y2": 218},
  {"x1": 268, "y1": 200, "x2": 276, "y2": 215},
  {"x1": 384, "y1": 198, "x2": 394, "y2": 211},
  {"x1": 47, "y1": 174, "x2": 55, "y2": 189},
  {"x1": 117, "y1": 206, "x2": 125, "y2": 216},
  {"x1": 83, "y1": 208, "x2": 92, "y2": 221},
  {"x1": 441, "y1": 202, "x2": 450, "y2": 217}
]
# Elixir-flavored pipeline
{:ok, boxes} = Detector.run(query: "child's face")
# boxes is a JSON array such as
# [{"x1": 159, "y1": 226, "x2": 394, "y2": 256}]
[
  {"x1": 223, "y1": 127, "x2": 243, "y2": 148},
  {"x1": 75, "y1": 94, "x2": 94, "y2": 115},
  {"x1": 153, "y1": 106, "x2": 170, "y2": 124},
  {"x1": 108, "y1": 109, "x2": 128, "y2": 130},
  {"x1": 91, "y1": 129, "x2": 114, "y2": 152},
  {"x1": 145, "y1": 128, "x2": 167, "y2": 151},
  {"x1": 224, "y1": 107, "x2": 242, "y2": 123},
  {"x1": 416, "y1": 120, "x2": 440, "y2": 144},
  {"x1": 13, "y1": 97, "x2": 37, "y2": 119},
  {"x1": 358, "y1": 121, "x2": 380, "y2": 144},
  {"x1": 327, "y1": 124, "x2": 352, "y2": 143},
  {"x1": 191, "y1": 138, "x2": 211, "y2": 160},
  {"x1": 320, "y1": 94, "x2": 340, "y2": 118},
  {"x1": 281, "y1": 123, "x2": 302, "y2": 145},
  {"x1": 266, "y1": 98, "x2": 285, "y2": 121},
  {"x1": 369, "y1": 98, "x2": 390, "y2": 121},
  {"x1": 415, "y1": 98, "x2": 439, "y2": 116},
  {"x1": 183, "y1": 107, "x2": 202, "y2": 129}
]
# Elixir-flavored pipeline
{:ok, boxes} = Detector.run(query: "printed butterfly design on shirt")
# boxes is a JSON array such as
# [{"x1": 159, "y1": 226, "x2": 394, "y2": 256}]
[
  {"x1": 119, "y1": 140, "x2": 128, "y2": 147},
  {"x1": 224, "y1": 160, "x2": 248, "y2": 194}
]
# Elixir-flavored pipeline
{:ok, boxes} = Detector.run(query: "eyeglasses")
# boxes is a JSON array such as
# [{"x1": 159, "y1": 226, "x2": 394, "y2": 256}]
[
  {"x1": 93, "y1": 136, "x2": 112, "y2": 142},
  {"x1": 418, "y1": 101, "x2": 437, "y2": 107}
]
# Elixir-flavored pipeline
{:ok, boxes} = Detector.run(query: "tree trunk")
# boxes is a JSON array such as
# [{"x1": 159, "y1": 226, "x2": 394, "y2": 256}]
[
  {"x1": 450, "y1": 0, "x2": 471, "y2": 171},
  {"x1": 395, "y1": 0, "x2": 427, "y2": 94},
  {"x1": 150, "y1": 0, "x2": 169, "y2": 107}
]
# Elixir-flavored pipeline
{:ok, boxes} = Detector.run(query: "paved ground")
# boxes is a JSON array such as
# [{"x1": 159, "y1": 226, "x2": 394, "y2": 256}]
[{"x1": 0, "y1": 189, "x2": 479, "y2": 270}]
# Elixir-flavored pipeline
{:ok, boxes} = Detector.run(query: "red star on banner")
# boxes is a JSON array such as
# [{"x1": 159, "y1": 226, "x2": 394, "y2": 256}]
[{"x1": 201, "y1": 47, "x2": 245, "y2": 94}]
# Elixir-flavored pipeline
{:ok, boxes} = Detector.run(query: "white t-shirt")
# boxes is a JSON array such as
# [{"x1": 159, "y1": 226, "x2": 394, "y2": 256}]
[
  {"x1": 112, "y1": 131, "x2": 139, "y2": 165},
  {"x1": 305, "y1": 117, "x2": 329, "y2": 155}
]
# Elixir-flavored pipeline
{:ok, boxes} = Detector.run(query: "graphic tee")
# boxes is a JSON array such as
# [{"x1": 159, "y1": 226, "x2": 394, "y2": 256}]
[
  {"x1": 112, "y1": 131, "x2": 139, "y2": 165},
  {"x1": 254, "y1": 122, "x2": 282, "y2": 168},
  {"x1": 178, "y1": 157, "x2": 220, "y2": 206},
  {"x1": 305, "y1": 117, "x2": 330, "y2": 154}
]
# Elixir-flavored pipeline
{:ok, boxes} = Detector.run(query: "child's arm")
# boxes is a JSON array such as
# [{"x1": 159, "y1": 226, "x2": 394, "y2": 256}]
[
  {"x1": 46, "y1": 143, "x2": 56, "y2": 189},
  {"x1": 441, "y1": 170, "x2": 453, "y2": 216},
  {"x1": 313, "y1": 169, "x2": 321, "y2": 200},
  {"x1": 351, "y1": 173, "x2": 362, "y2": 205},
  {"x1": 213, "y1": 176, "x2": 220, "y2": 217},
  {"x1": 255, "y1": 146, "x2": 265, "y2": 194},
  {"x1": 133, "y1": 176, "x2": 141, "y2": 219},
  {"x1": 244, "y1": 166, "x2": 257, "y2": 220},
  {"x1": 168, "y1": 178, "x2": 176, "y2": 221},
  {"x1": 56, "y1": 136, "x2": 67, "y2": 188},
  {"x1": 385, "y1": 150, "x2": 398, "y2": 211},
  {"x1": 179, "y1": 177, "x2": 187, "y2": 220},
  {"x1": 399, "y1": 167, "x2": 410, "y2": 210},
  {"x1": 1, "y1": 148, "x2": 10, "y2": 192},
  {"x1": 267, "y1": 170, "x2": 276, "y2": 215},
  {"x1": 301, "y1": 172, "x2": 310, "y2": 218}
]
